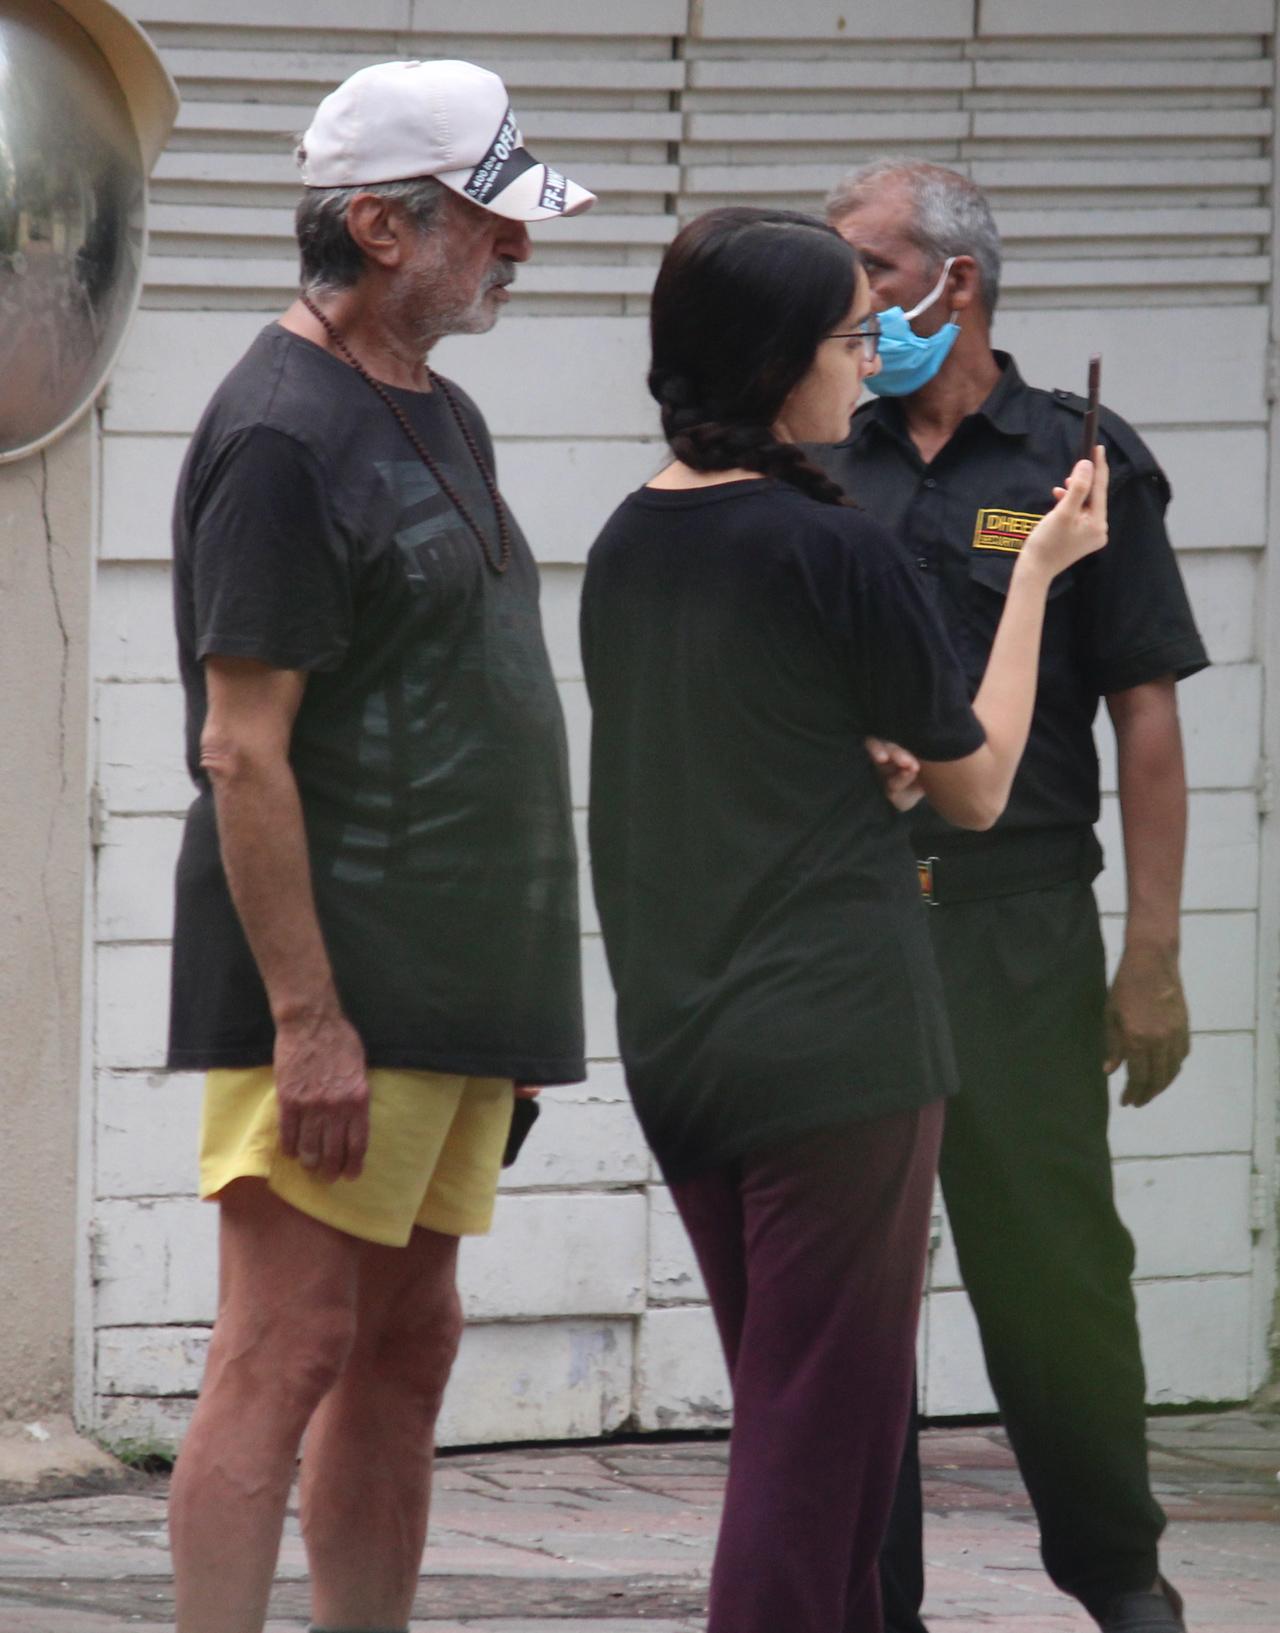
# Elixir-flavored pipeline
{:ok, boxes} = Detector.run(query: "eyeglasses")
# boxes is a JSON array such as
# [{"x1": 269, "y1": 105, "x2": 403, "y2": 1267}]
[{"x1": 825, "y1": 318, "x2": 881, "y2": 361}]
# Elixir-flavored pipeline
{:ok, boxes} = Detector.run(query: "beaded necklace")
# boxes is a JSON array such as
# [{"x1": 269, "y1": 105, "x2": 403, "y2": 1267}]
[{"x1": 300, "y1": 294, "x2": 511, "y2": 576}]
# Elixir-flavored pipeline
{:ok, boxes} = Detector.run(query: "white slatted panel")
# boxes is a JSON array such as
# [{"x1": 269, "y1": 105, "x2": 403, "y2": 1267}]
[
  {"x1": 91, "y1": 2, "x2": 1276, "y2": 1443},
  {"x1": 683, "y1": 12, "x2": 1270, "y2": 306},
  {"x1": 132, "y1": 2, "x2": 684, "y2": 312},
  {"x1": 686, "y1": 1, "x2": 1276, "y2": 1415}
]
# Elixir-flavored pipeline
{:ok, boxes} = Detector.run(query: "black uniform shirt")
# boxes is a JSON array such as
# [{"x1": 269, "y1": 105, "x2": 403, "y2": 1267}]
[{"x1": 815, "y1": 352, "x2": 1208, "y2": 850}]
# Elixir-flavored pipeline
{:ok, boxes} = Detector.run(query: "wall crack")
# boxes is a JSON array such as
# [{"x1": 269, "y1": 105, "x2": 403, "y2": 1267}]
[{"x1": 36, "y1": 451, "x2": 71, "y2": 1023}]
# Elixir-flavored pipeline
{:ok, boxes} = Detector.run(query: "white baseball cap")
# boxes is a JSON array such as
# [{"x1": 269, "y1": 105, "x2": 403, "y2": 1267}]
[
  {"x1": 299, "y1": 59, "x2": 596, "y2": 222},
  {"x1": 53, "y1": 0, "x2": 180, "y2": 172}
]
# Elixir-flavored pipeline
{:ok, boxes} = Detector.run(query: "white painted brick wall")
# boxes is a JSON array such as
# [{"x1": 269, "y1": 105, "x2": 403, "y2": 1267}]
[
  {"x1": 635, "y1": 1308, "x2": 732, "y2": 1432},
  {"x1": 96, "y1": 1071, "x2": 201, "y2": 1199},
  {"x1": 1177, "y1": 554, "x2": 1258, "y2": 665},
  {"x1": 97, "y1": 816, "x2": 183, "y2": 943},
  {"x1": 926, "y1": 1273, "x2": 1257, "y2": 1416},
  {"x1": 930, "y1": 1155, "x2": 1254, "y2": 1293},
  {"x1": 437, "y1": 1319, "x2": 636, "y2": 1445},
  {"x1": 87, "y1": 3, "x2": 1277, "y2": 1441},
  {"x1": 95, "y1": 1318, "x2": 636, "y2": 1449},
  {"x1": 1106, "y1": 1036, "x2": 1257, "y2": 1161},
  {"x1": 96, "y1": 681, "x2": 187, "y2": 815},
  {"x1": 95, "y1": 1197, "x2": 216, "y2": 1326},
  {"x1": 1101, "y1": 913, "x2": 1258, "y2": 1036},
  {"x1": 978, "y1": 0, "x2": 1273, "y2": 36},
  {"x1": 697, "y1": 0, "x2": 974, "y2": 40},
  {"x1": 646, "y1": 1187, "x2": 707, "y2": 1307},
  {"x1": 498, "y1": 1070, "x2": 649, "y2": 1194},
  {"x1": 924, "y1": 1291, "x2": 999, "y2": 1419},
  {"x1": 97, "y1": 945, "x2": 172, "y2": 1070},
  {"x1": 460, "y1": 1194, "x2": 647, "y2": 1321},
  {"x1": 1152, "y1": 432, "x2": 1267, "y2": 551},
  {"x1": 1137, "y1": 1278, "x2": 1256, "y2": 1405}
]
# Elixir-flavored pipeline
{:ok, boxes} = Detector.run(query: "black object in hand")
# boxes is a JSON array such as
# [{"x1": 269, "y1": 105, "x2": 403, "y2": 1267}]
[
  {"x1": 502, "y1": 1094, "x2": 541, "y2": 1167},
  {"x1": 1080, "y1": 354, "x2": 1101, "y2": 461}
]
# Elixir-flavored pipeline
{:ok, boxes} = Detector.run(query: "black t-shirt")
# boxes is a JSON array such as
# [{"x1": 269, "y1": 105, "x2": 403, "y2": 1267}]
[
  {"x1": 581, "y1": 478, "x2": 986, "y2": 1180},
  {"x1": 815, "y1": 352, "x2": 1208, "y2": 854},
  {"x1": 168, "y1": 324, "x2": 585, "y2": 1085}
]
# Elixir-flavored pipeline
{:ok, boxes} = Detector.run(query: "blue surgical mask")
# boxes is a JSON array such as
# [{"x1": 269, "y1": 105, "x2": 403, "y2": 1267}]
[{"x1": 866, "y1": 257, "x2": 960, "y2": 397}]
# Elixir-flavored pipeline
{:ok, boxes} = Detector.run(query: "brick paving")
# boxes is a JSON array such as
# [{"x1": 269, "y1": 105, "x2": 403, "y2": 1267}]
[{"x1": 0, "y1": 1411, "x2": 1273, "y2": 1629}]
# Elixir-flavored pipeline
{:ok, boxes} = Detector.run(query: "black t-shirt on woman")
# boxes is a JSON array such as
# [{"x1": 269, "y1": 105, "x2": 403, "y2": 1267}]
[{"x1": 581, "y1": 478, "x2": 985, "y2": 1181}]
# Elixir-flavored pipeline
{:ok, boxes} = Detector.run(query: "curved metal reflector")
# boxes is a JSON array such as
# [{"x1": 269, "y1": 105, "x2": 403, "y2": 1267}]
[{"x1": 0, "y1": 0, "x2": 151, "y2": 463}]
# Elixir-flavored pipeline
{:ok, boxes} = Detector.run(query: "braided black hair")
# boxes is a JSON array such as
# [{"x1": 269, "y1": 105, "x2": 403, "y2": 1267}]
[
  {"x1": 650, "y1": 378, "x2": 851, "y2": 506},
  {"x1": 649, "y1": 208, "x2": 860, "y2": 507}
]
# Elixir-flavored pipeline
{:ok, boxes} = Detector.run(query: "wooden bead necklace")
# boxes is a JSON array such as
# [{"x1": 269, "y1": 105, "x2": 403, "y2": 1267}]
[{"x1": 300, "y1": 294, "x2": 511, "y2": 576}]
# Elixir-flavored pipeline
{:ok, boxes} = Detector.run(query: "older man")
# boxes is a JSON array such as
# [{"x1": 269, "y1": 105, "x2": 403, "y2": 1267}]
[
  {"x1": 164, "y1": 61, "x2": 590, "y2": 1633},
  {"x1": 817, "y1": 161, "x2": 1205, "y2": 1633}
]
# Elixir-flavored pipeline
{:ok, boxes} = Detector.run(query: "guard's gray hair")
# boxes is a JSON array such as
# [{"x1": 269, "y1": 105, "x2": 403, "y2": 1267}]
[
  {"x1": 825, "y1": 159, "x2": 1002, "y2": 319},
  {"x1": 293, "y1": 155, "x2": 448, "y2": 296}
]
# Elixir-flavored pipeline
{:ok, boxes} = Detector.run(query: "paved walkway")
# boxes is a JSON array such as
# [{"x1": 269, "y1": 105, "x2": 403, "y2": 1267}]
[{"x1": 0, "y1": 1411, "x2": 1274, "y2": 1630}]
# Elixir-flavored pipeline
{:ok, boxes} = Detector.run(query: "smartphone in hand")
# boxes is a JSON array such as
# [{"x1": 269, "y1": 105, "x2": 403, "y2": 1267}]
[
  {"x1": 1080, "y1": 353, "x2": 1101, "y2": 461},
  {"x1": 502, "y1": 1093, "x2": 540, "y2": 1167}
]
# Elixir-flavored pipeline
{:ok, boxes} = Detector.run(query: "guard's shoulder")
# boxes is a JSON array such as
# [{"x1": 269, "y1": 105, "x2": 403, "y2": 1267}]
[
  {"x1": 843, "y1": 398, "x2": 882, "y2": 444},
  {"x1": 1047, "y1": 387, "x2": 1168, "y2": 499}
]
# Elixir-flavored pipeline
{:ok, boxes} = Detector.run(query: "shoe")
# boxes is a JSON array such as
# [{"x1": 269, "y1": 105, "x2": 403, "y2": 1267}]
[{"x1": 1098, "y1": 1575, "x2": 1185, "y2": 1631}]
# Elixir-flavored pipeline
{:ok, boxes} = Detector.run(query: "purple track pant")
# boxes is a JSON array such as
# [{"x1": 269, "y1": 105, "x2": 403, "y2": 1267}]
[{"x1": 670, "y1": 1100, "x2": 944, "y2": 1633}]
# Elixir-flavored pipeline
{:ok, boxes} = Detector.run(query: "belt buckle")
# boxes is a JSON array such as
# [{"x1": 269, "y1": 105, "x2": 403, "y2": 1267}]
[{"x1": 917, "y1": 856, "x2": 939, "y2": 906}]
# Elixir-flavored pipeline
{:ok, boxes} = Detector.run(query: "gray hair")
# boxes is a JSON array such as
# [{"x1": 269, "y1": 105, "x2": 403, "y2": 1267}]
[
  {"x1": 825, "y1": 159, "x2": 1002, "y2": 319},
  {"x1": 293, "y1": 157, "x2": 448, "y2": 296}
]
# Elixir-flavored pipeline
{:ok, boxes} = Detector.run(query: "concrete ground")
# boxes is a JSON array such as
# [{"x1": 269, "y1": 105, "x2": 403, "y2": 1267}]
[{"x1": 0, "y1": 1411, "x2": 1273, "y2": 1630}]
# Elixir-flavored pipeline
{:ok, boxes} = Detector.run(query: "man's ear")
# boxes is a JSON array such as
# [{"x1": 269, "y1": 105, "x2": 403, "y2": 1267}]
[
  {"x1": 947, "y1": 254, "x2": 983, "y2": 315},
  {"x1": 344, "y1": 194, "x2": 412, "y2": 270}
]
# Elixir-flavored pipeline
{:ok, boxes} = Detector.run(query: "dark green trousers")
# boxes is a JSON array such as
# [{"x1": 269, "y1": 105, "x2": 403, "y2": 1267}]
[{"x1": 881, "y1": 883, "x2": 1167, "y2": 1629}]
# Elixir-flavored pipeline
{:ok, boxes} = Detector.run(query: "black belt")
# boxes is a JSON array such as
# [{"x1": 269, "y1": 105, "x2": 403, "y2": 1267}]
[{"x1": 916, "y1": 827, "x2": 1102, "y2": 907}]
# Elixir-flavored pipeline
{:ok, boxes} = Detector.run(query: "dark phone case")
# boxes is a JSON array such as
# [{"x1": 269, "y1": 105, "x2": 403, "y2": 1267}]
[
  {"x1": 502, "y1": 1094, "x2": 541, "y2": 1167},
  {"x1": 1080, "y1": 355, "x2": 1101, "y2": 459}
]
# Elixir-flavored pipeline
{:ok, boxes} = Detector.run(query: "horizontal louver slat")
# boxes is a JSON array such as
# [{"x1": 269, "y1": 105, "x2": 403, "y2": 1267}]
[
  {"x1": 135, "y1": 14, "x2": 1274, "y2": 320},
  {"x1": 134, "y1": 0, "x2": 689, "y2": 33},
  {"x1": 976, "y1": 0, "x2": 1273, "y2": 36},
  {"x1": 972, "y1": 59, "x2": 1271, "y2": 91},
  {"x1": 145, "y1": 259, "x2": 659, "y2": 296},
  {"x1": 678, "y1": 16, "x2": 1271, "y2": 300},
  {"x1": 136, "y1": 6, "x2": 682, "y2": 311},
  {"x1": 696, "y1": 0, "x2": 975, "y2": 40},
  {"x1": 163, "y1": 49, "x2": 685, "y2": 91},
  {"x1": 688, "y1": 60, "x2": 974, "y2": 91},
  {"x1": 147, "y1": 204, "x2": 676, "y2": 246},
  {"x1": 681, "y1": 159, "x2": 1272, "y2": 195},
  {"x1": 173, "y1": 104, "x2": 682, "y2": 142},
  {"x1": 153, "y1": 154, "x2": 680, "y2": 194}
]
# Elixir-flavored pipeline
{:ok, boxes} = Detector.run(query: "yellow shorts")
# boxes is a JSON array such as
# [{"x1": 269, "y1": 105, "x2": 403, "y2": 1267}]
[{"x1": 200, "y1": 1067, "x2": 515, "y2": 1246}]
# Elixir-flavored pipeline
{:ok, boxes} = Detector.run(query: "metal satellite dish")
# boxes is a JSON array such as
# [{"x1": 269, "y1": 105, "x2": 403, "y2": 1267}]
[{"x1": 0, "y1": 0, "x2": 178, "y2": 464}]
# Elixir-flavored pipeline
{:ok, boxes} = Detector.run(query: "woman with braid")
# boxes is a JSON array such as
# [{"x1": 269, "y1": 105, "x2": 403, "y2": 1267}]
[{"x1": 579, "y1": 206, "x2": 1109, "y2": 1633}]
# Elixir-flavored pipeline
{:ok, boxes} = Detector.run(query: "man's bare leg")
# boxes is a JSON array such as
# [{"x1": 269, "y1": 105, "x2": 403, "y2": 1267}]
[
  {"x1": 300, "y1": 1225, "x2": 463, "y2": 1629},
  {"x1": 169, "y1": 1181, "x2": 362, "y2": 1633}
]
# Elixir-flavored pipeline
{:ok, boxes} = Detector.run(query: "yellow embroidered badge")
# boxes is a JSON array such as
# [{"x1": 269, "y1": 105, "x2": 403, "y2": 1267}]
[{"x1": 971, "y1": 508, "x2": 1043, "y2": 554}]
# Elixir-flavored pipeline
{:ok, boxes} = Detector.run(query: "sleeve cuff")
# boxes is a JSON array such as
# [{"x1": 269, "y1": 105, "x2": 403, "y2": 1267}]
[
  {"x1": 1096, "y1": 639, "x2": 1210, "y2": 697},
  {"x1": 910, "y1": 717, "x2": 987, "y2": 764},
  {"x1": 196, "y1": 634, "x2": 349, "y2": 674}
]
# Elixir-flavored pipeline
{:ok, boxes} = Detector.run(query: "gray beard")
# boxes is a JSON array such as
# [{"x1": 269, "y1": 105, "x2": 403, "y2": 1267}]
[{"x1": 404, "y1": 259, "x2": 515, "y2": 350}]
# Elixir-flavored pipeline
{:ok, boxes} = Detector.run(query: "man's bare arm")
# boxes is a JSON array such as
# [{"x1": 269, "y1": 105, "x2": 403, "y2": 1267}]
[
  {"x1": 1104, "y1": 675, "x2": 1191, "y2": 1107},
  {"x1": 201, "y1": 655, "x2": 368, "y2": 1178}
]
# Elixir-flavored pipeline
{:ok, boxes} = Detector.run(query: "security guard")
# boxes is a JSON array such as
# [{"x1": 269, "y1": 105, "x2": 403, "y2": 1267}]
[{"x1": 817, "y1": 161, "x2": 1207, "y2": 1633}]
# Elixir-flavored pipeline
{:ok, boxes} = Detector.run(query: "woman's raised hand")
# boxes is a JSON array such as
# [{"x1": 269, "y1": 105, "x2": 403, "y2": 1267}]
[{"x1": 1022, "y1": 446, "x2": 1109, "y2": 579}]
